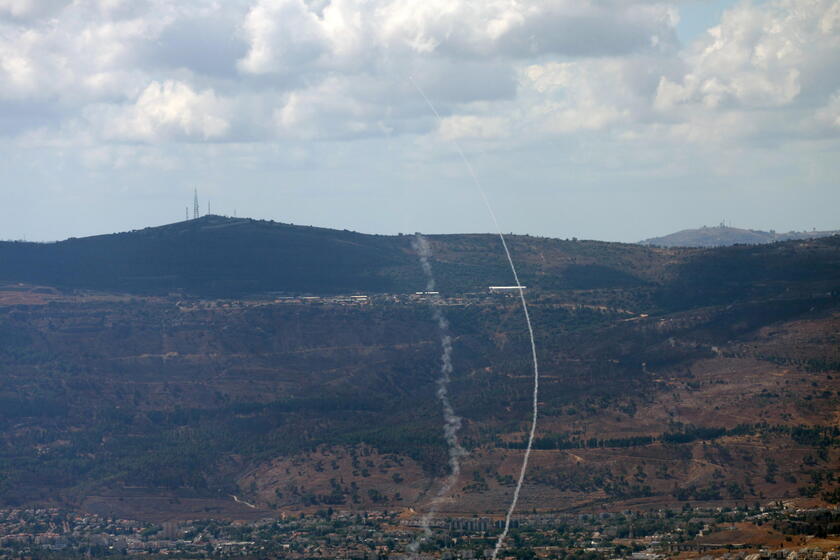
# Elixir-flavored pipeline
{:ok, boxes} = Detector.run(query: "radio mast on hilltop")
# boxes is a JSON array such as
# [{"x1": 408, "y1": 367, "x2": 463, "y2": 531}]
[{"x1": 193, "y1": 188, "x2": 200, "y2": 220}]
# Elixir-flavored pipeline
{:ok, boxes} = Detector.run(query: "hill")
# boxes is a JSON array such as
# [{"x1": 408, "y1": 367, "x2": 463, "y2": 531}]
[
  {"x1": 0, "y1": 215, "x2": 675, "y2": 297},
  {"x1": 640, "y1": 224, "x2": 840, "y2": 248},
  {"x1": 0, "y1": 219, "x2": 838, "y2": 521},
  {"x1": 0, "y1": 216, "x2": 411, "y2": 296}
]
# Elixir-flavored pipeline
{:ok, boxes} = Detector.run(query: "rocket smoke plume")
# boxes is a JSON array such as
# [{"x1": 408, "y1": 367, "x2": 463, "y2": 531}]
[
  {"x1": 410, "y1": 77, "x2": 540, "y2": 560},
  {"x1": 407, "y1": 233, "x2": 468, "y2": 557}
]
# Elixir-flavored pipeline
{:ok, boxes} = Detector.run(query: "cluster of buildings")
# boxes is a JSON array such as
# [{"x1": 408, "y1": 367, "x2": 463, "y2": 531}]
[
  {"x1": 0, "y1": 504, "x2": 837, "y2": 559},
  {"x1": 173, "y1": 286, "x2": 532, "y2": 312},
  {"x1": 176, "y1": 294, "x2": 372, "y2": 311}
]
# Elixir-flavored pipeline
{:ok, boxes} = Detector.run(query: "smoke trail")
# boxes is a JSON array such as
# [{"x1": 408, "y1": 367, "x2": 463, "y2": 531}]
[
  {"x1": 409, "y1": 77, "x2": 540, "y2": 560},
  {"x1": 407, "y1": 233, "x2": 468, "y2": 557}
]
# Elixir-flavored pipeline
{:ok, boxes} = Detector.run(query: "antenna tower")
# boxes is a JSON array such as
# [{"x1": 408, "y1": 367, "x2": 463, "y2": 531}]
[{"x1": 193, "y1": 189, "x2": 200, "y2": 219}]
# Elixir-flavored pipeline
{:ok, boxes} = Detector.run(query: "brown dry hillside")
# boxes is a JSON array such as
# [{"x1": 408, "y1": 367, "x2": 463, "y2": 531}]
[{"x1": 0, "y1": 222, "x2": 838, "y2": 520}]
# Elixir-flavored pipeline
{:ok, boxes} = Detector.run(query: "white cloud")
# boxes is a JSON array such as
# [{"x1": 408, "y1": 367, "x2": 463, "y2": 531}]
[
  {"x1": 237, "y1": 0, "x2": 327, "y2": 75},
  {"x1": 0, "y1": 0, "x2": 837, "y2": 159},
  {"x1": 655, "y1": 0, "x2": 840, "y2": 112},
  {"x1": 99, "y1": 80, "x2": 230, "y2": 141},
  {"x1": 0, "y1": 4, "x2": 172, "y2": 103},
  {"x1": 520, "y1": 61, "x2": 633, "y2": 134},
  {"x1": 229, "y1": 0, "x2": 681, "y2": 142},
  {"x1": 238, "y1": 0, "x2": 678, "y2": 73}
]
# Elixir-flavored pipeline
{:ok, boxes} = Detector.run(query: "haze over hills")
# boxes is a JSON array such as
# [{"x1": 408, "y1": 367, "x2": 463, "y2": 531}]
[
  {"x1": 640, "y1": 223, "x2": 840, "y2": 248},
  {"x1": 0, "y1": 216, "x2": 838, "y2": 523}
]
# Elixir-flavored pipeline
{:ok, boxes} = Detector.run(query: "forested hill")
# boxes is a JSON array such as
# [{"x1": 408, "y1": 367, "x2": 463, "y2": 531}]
[
  {"x1": 0, "y1": 216, "x2": 671, "y2": 296},
  {"x1": 1, "y1": 216, "x2": 839, "y2": 304},
  {"x1": 0, "y1": 216, "x2": 412, "y2": 296}
]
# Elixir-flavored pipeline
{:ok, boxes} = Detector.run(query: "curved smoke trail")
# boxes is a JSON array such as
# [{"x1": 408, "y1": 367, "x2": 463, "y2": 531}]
[
  {"x1": 409, "y1": 78, "x2": 540, "y2": 560},
  {"x1": 407, "y1": 234, "x2": 468, "y2": 557}
]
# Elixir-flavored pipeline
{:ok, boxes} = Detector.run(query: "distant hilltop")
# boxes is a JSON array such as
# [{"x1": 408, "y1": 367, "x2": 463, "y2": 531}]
[
  {"x1": 640, "y1": 223, "x2": 840, "y2": 248},
  {"x1": 0, "y1": 215, "x2": 659, "y2": 297}
]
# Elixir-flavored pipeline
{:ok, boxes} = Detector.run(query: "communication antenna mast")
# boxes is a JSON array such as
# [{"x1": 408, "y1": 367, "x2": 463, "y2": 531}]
[
  {"x1": 185, "y1": 207, "x2": 189, "y2": 221},
  {"x1": 193, "y1": 189, "x2": 200, "y2": 219}
]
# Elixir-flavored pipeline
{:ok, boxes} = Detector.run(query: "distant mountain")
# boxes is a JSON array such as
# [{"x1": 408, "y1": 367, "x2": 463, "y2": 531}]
[{"x1": 640, "y1": 224, "x2": 840, "y2": 247}]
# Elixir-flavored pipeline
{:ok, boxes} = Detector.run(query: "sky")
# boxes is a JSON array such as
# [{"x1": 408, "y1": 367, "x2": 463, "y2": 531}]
[{"x1": 0, "y1": 0, "x2": 838, "y2": 243}]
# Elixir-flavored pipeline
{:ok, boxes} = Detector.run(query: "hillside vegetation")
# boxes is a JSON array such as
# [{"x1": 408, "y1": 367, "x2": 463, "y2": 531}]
[
  {"x1": 0, "y1": 218, "x2": 838, "y2": 518},
  {"x1": 0, "y1": 216, "x2": 677, "y2": 297}
]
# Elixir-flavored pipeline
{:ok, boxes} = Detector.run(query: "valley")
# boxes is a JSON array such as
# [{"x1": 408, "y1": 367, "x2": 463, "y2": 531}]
[{"x1": 0, "y1": 219, "x2": 838, "y2": 557}]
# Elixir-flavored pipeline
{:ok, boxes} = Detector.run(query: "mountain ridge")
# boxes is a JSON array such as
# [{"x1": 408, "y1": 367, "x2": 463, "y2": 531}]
[
  {"x1": 640, "y1": 224, "x2": 840, "y2": 247},
  {"x1": 0, "y1": 215, "x2": 678, "y2": 297}
]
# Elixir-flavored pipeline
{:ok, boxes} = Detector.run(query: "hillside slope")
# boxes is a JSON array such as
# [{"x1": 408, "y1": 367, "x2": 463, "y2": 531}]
[
  {"x1": 0, "y1": 222, "x2": 838, "y2": 519},
  {"x1": 0, "y1": 216, "x2": 412, "y2": 296},
  {"x1": 0, "y1": 216, "x2": 677, "y2": 296}
]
